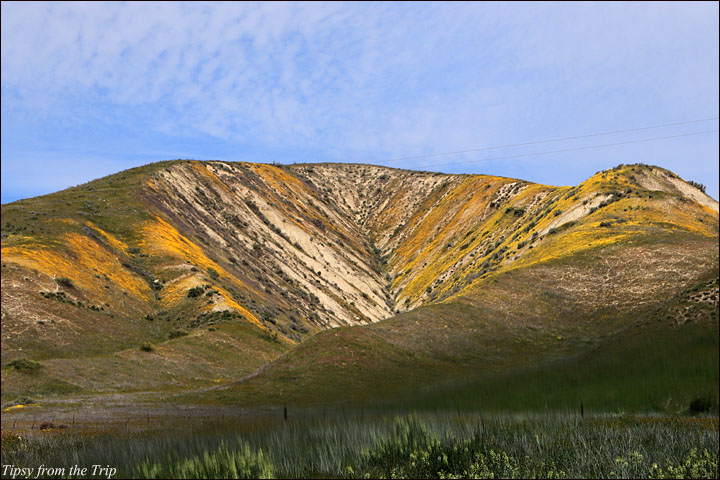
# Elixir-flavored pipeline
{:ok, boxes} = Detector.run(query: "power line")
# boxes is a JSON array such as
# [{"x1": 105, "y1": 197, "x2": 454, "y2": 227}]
[
  {"x1": 415, "y1": 129, "x2": 718, "y2": 170},
  {"x1": 12, "y1": 128, "x2": 719, "y2": 203},
  {"x1": 4, "y1": 120, "x2": 717, "y2": 204},
  {"x1": 10, "y1": 128, "x2": 717, "y2": 207},
  {"x1": 374, "y1": 116, "x2": 719, "y2": 164}
]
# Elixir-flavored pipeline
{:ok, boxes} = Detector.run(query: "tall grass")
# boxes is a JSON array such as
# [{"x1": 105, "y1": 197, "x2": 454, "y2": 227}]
[{"x1": 2, "y1": 411, "x2": 717, "y2": 478}]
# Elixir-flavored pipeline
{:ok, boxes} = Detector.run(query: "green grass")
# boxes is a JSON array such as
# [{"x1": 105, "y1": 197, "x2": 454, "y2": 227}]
[
  {"x1": 2, "y1": 412, "x2": 717, "y2": 478},
  {"x1": 1, "y1": 320, "x2": 287, "y2": 405},
  {"x1": 187, "y1": 264, "x2": 718, "y2": 412},
  {"x1": 386, "y1": 318, "x2": 719, "y2": 414}
]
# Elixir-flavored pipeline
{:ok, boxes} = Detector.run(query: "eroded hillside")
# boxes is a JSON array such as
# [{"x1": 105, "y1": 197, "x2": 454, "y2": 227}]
[{"x1": 1, "y1": 161, "x2": 718, "y2": 401}]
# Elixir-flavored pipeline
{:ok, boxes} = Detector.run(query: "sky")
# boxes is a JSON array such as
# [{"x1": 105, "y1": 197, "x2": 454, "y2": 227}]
[{"x1": 2, "y1": 1, "x2": 718, "y2": 203}]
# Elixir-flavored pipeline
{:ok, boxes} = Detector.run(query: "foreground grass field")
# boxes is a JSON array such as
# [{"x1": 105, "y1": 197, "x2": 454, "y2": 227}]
[{"x1": 2, "y1": 412, "x2": 717, "y2": 478}]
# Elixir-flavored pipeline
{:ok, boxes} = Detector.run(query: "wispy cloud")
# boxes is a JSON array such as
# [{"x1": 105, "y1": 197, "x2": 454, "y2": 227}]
[{"x1": 2, "y1": 1, "x2": 718, "y2": 202}]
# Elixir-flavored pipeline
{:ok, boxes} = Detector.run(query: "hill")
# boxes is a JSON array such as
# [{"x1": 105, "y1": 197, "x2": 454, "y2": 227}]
[{"x1": 1, "y1": 161, "x2": 718, "y2": 409}]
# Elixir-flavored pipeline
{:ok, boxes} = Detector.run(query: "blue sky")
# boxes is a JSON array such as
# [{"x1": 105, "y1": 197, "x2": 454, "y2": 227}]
[{"x1": 2, "y1": 1, "x2": 718, "y2": 203}]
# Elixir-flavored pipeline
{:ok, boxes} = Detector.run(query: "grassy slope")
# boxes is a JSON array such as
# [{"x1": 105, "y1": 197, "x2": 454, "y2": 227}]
[
  {"x1": 190, "y1": 288, "x2": 718, "y2": 413},
  {"x1": 187, "y1": 229, "x2": 718, "y2": 412},
  {"x1": 1, "y1": 161, "x2": 292, "y2": 404},
  {"x1": 1, "y1": 163, "x2": 167, "y2": 362},
  {"x1": 1, "y1": 321, "x2": 287, "y2": 402},
  {"x1": 412, "y1": 312, "x2": 718, "y2": 414}
]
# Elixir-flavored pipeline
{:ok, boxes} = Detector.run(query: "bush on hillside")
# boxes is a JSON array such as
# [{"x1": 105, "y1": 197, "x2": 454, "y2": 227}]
[
  {"x1": 55, "y1": 277, "x2": 74, "y2": 288},
  {"x1": 6, "y1": 358, "x2": 42, "y2": 373},
  {"x1": 187, "y1": 286, "x2": 205, "y2": 298},
  {"x1": 168, "y1": 329, "x2": 189, "y2": 339},
  {"x1": 688, "y1": 180, "x2": 707, "y2": 193}
]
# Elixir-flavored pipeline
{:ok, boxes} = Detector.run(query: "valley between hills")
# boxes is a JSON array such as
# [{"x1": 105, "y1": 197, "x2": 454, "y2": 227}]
[{"x1": 1, "y1": 161, "x2": 718, "y2": 415}]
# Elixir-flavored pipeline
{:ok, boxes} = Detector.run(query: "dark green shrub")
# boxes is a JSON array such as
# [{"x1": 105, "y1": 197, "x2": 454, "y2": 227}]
[
  {"x1": 140, "y1": 343, "x2": 154, "y2": 352},
  {"x1": 55, "y1": 277, "x2": 74, "y2": 288},
  {"x1": 505, "y1": 207, "x2": 525, "y2": 216},
  {"x1": 6, "y1": 358, "x2": 42, "y2": 373},
  {"x1": 244, "y1": 199, "x2": 264, "y2": 219},
  {"x1": 187, "y1": 286, "x2": 205, "y2": 298},
  {"x1": 688, "y1": 180, "x2": 707, "y2": 193},
  {"x1": 558, "y1": 221, "x2": 577, "y2": 231},
  {"x1": 688, "y1": 395, "x2": 716, "y2": 414},
  {"x1": 168, "y1": 329, "x2": 189, "y2": 339},
  {"x1": 207, "y1": 268, "x2": 220, "y2": 280}
]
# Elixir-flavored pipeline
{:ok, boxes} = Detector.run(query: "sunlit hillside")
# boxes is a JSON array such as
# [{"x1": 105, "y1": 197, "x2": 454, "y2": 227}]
[{"x1": 1, "y1": 161, "x2": 717, "y2": 406}]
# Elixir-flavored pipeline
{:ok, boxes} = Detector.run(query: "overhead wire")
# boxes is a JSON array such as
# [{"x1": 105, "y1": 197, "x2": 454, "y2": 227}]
[
  {"x1": 409, "y1": 129, "x2": 719, "y2": 170},
  {"x1": 372, "y1": 116, "x2": 718, "y2": 165},
  {"x1": 5, "y1": 117, "x2": 717, "y2": 205}
]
